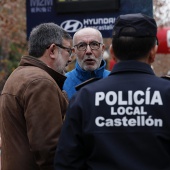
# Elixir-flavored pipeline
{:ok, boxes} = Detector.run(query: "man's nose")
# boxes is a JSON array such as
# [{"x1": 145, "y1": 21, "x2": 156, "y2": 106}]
[
  {"x1": 85, "y1": 45, "x2": 92, "y2": 54},
  {"x1": 68, "y1": 55, "x2": 73, "y2": 63}
]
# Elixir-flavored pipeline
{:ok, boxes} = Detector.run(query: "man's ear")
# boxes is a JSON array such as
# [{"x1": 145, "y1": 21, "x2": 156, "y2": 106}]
[
  {"x1": 109, "y1": 44, "x2": 117, "y2": 63},
  {"x1": 101, "y1": 44, "x2": 105, "y2": 54},
  {"x1": 148, "y1": 45, "x2": 158, "y2": 64},
  {"x1": 48, "y1": 44, "x2": 56, "y2": 59}
]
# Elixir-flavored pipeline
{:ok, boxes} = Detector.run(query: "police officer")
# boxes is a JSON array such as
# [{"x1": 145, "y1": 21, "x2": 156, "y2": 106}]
[{"x1": 54, "y1": 13, "x2": 170, "y2": 170}]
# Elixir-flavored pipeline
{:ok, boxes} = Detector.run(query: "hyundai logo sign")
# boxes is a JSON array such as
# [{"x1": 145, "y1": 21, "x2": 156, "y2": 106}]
[{"x1": 60, "y1": 20, "x2": 83, "y2": 33}]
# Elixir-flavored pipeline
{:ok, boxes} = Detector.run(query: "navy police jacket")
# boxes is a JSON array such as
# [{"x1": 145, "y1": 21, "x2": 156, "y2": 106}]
[{"x1": 55, "y1": 61, "x2": 170, "y2": 170}]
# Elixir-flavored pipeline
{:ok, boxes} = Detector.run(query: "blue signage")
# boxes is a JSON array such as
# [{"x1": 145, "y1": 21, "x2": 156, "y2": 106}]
[{"x1": 26, "y1": 0, "x2": 153, "y2": 38}]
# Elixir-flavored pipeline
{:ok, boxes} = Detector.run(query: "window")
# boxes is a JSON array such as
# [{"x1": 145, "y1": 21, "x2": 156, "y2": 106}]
[{"x1": 55, "y1": 0, "x2": 120, "y2": 14}]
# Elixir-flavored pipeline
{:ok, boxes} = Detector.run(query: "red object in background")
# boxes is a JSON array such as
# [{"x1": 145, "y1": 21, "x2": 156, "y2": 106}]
[
  {"x1": 109, "y1": 59, "x2": 116, "y2": 71},
  {"x1": 157, "y1": 27, "x2": 170, "y2": 54}
]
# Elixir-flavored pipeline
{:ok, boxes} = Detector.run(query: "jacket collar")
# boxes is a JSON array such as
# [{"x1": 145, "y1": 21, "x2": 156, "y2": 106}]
[
  {"x1": 19, "y1": 56, "x2": 66, "y2": 90},
  {"x1": 110, "y1": 60, "x2": 155, "y2": 76},
  {"x1": 75, "y1": 59, "x2": 107, "y2": 81}
]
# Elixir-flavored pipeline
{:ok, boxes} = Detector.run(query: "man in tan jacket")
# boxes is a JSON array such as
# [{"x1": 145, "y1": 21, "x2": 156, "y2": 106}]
[{"x1": 0, "y1": 23, "x2": 72, "y2": 170}]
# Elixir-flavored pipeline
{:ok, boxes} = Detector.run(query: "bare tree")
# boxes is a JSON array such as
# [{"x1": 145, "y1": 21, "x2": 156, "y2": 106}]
[
  {"x1": 0, "y1": 0, "x2": 27, "y2": 58},
  {"x1": 153, "y1": 0, "x2": 170, "y2": 27}
]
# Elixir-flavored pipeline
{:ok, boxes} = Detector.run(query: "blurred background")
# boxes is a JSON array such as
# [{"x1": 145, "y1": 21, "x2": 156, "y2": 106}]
[{"x1": 1, "y1": 0, "x2": 170, "y2": 91}]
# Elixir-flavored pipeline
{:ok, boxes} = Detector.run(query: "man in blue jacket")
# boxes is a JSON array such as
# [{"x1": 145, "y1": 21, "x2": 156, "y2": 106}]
[
  {"x1": 54, "y1": 13, "x2": 170, "y2": 170},
  {"x1": 63, "y1": 27, "x2": 110, "y2": 99}
]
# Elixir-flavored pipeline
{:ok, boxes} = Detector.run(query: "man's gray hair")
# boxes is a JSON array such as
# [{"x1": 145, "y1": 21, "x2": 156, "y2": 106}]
[{"x1": 28, "y1": 23, "x2": 72, "y2": 58}]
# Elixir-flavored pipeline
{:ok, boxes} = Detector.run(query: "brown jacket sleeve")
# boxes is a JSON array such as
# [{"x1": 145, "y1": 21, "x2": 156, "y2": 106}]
[{"x1": 24, "y1": 78, "x2": 68, "y2": 170}]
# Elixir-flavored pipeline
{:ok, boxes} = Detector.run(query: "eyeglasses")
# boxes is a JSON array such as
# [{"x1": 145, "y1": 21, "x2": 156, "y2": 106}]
[
  {"x1": 74, "y1": 41, "x2": 103, "y2": 51},
  {"x1": 47, "y1": 43, "x2": 72, "y2": 56},
  {"x1": 55, "y1": 44, "x2": 73, "y2": 56}
]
